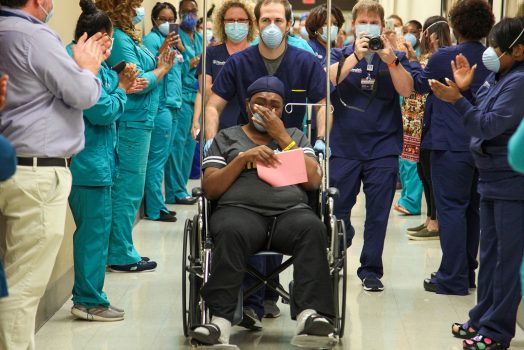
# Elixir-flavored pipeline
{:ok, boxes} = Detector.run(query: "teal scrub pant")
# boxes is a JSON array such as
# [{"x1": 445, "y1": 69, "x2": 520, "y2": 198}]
[
  {"x1": 145, "y1": 107, "x2": 173, "y2": 219},
  {"x1": 165, "y1": 96, "x2": 196, "y2": 202},
  {"x1": 108, "y1": 123, "x2": 152, "y2": 265},
  {"x1": 69, "y1": 185, "x2": 111, "y2": 307},
  {"x1": 398, "y1": 158, "x2": 423, "y2": 214}
]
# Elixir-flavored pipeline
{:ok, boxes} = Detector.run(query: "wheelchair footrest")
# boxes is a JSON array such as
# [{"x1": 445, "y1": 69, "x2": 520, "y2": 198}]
[{"x1": 290, "y1": 334, "x2": 338, "y2": 349}]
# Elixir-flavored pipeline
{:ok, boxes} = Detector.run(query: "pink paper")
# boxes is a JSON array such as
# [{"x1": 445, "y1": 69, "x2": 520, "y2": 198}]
[{"x1": 256, "y1": 148, "x2": 308, "y2": 187}]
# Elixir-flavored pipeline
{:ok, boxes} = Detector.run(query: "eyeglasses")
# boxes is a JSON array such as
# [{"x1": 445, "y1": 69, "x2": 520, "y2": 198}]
[
  {"x1": 156, "y1": 17, "x2": 176, "y2": 24},
  {"x1": 181, "y1": 10, "x2": 198, "y2": 16},
  {"x1": 224, "y1": 19, "x2": 250, "y2": 24}
]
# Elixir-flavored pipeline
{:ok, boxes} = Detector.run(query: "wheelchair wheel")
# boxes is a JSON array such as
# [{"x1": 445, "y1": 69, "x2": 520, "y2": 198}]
[
  {"x1": 331, "y1": 219, "x2": 347, "y2": 338},
  {"x1": 182, "y1": 215, "x2": 203, "y2": 337}
]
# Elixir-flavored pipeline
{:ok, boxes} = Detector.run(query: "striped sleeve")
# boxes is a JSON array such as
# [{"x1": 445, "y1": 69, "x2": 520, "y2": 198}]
[
  {"x1": 291, "y1": 128, "x2": 317, "y2": 159},
  {"x1": 202, "y1": 136, "x2": 227, "y2": 169}
]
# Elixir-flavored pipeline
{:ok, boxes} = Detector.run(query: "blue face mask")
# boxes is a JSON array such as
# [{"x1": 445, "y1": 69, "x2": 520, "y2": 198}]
[
  {"x1": 404, "y1": 33, "x2": 418, "y2": 48},
  {"x1": 249, "y1": 105, "x2": 266, "y2": 133},
  {"x1": 482, "y1": 47, "x2": 504, "y2": 73},
  {"x1": 158, "y1": 22, "x2": 170, "y2": 36},
  {"x1": 39, "y1": 0, "x2": 54, "y2": 23},
  {"x1": 300, "y1": 26, "x2": 309, "y2": 40},
  {"x1": 225, "y1": 22, "x2": 249, "y2": 43},
  {"x1": 132, "y1": 7, "x2": 145, "y2": 25},
  {"x1": 321, "y1": 25, "x2": 339, "y2": 43},
  {"x1": 180, "y1": 13, "x2": 197, "y2": 31},
  {"x1": 344, "y1": 35, "x2": 355, "y2": 46},
  {"x1": 355, "y1": 23, "x2": 381, "y2": 38},
  {"x1": 261, "y1": 23, "x2": 283, "y2": 49}
]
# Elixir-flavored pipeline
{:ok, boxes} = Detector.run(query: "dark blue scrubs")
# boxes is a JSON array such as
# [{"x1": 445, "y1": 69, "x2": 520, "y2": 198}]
[
  {"x1": 212, "y1": 44, "x2": 326, "y2": 318},
  {"x1": 307, "y1": 38, "x2": 327, "y2": 65},
  {"x1": 196, "y1": 43, "x2": 242, "y2": 129},
  {"x1": 411, "y1": 41, "x2": 490, "y2": 295},
  {"x1": 329, "y1": 45, "x2": 410, "y2": 281},
  {"x1": 454, "y1": 61, "x2": 524, "y2": 347},
  {"x1": 212, "y1": 44, "x2": 326, "y2": 130}
]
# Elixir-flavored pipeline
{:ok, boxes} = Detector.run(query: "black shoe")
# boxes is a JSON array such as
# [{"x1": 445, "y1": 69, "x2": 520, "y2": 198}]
[
  {"x1": 362, "y1": 277, "x2": 384, "y2": 292},
  {"x1": 168, "y1": 210, "x2": 176, "y2": 216},
  {"x1": 109, "y1": 260, "x2": 157, "y2": 273},
  {"x1": 424, "y1": 277, "x2": 438, "y2": 293},
  {"x1": 175, "y1": 196, "x2": 198, "y2": 205},
  {"x1": 155, "y1": 211, "x2": 177, "y2": 222},
  {"x1": 141, "y1": 256, "x2": 150, "y2": 262},
  {"x1": 238, "y1": 307, "x2": 262, "y2": 331}
]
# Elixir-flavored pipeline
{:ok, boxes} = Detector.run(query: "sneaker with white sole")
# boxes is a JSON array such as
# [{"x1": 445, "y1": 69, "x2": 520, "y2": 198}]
[
  {"x1": 71, "y1": 304, "x2": 124, "y2": 322},
  {"x1": 263, "y1": 300, "x2": 281, "y2": 318},
  {"x1": 238, "y1": 307, "x2": 262, "y2": 330},
  {"x1": 108, "y1": 260, "x2": 157, "y2": 272},
  {"x1": 362, "y1": 277, "x2": 384, "y2": 292}
]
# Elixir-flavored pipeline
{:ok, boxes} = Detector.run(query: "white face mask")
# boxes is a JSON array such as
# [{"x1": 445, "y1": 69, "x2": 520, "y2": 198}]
[{"x1": 158, "y1": 22, "x2": 170, "y2": 36}]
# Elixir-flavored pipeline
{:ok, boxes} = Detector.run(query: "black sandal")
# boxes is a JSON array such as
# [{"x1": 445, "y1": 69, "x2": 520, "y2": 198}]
[
  {"x1": 300, "y1": 314, "x2": 335, "y2": 336},
  {"x1": 452, "y1": 322, "x2": 477, "y2": 339},
  {"x1": 463, "y1": 335, "x2": 507, "y2": 350},
  {"x1": 189, "y1": 323, "x2": 221, "y2": 345}
]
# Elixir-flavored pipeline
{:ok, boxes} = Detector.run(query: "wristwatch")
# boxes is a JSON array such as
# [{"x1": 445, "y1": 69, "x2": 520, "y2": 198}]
[{"x1": 387, "y1": 57, "x2": 400, "y2": 68}]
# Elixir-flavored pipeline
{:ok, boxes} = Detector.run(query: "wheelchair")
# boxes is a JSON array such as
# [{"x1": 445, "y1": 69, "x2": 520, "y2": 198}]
[{"x1": 181, "y1": 162, "x2": 348, "y2": 346}]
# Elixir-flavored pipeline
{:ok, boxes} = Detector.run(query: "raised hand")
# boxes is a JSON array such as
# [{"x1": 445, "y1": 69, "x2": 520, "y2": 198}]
[
  {"x1": 377, "y1": 34, "x2": 398, "y2": 64},
  {"x1": 127, "y1": 77, "x2": 149, "y2": 94},
  {"x1": 118, "y1": 63, "x2": 139, "y2": 92},
  {"x1": 73, "y1": 32, "x2": 111, "y2": 75},
  {"x1": 0, "y1": 74, "x2": 8, "y2": 111},
  {"x1": 451, "y1": 53, "x2": 476, "y2": 91},
  {"x1": 429, "y1": 78, "x2": 462, "y2": 104}
]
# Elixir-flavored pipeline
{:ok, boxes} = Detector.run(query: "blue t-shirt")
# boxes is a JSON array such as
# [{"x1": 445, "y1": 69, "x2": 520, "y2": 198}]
[
  {"x1": 212, "y1": 44, "x2": 326, "y2": 129},
  {"x1": 411, "y1": 41, "x2": 490, "y2": 151},
  {"x1": 197, "y1": 43, "x2": 243, "y2": 129},
  {"x1": 329, "y1": 46, "x2": 411, "y2": 160}
]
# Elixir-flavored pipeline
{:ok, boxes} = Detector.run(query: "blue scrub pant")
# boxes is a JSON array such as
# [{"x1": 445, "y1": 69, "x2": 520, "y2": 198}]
[
  {"x1": 398, "y1": 158, "x2": 423, "y2": 214},
  {"x1": 165, "y1": 95, "x2": 196, "y2": 202},
  {"x1": 0, "y1": 262, "x2": 6, "y2": 298},
  {"x1": 330, "y1": 156, "x2": 398, "y2": 280},
  {"x1": 431, "y1": 150, "x2": 479, "y2": 295},
  {"x1": 145, "y1": 107, "x2": 173, "y2": 219},
  {"x1": 468, "y1": 199, "x2": 524, "y2": 347},
  {"x1": 243, "y1": 255, "x2": 282, "y2": 319},
  {"x1": 189, "y1": 141, "x2": 201, "y2": 180},
  {"x1": 69, "y1": 185, "x2": 111, "y2": 307},
  {"x1": 108, "y1": 123, "x2": 152, "y2": 265}
]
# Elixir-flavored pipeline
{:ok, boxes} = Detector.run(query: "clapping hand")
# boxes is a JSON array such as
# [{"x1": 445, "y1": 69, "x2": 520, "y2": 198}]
[
  {"x1": 451, "y1": 53, "x2": 476, "y2": 92},
  {"x1": 0, "y1": 74, "x2": 8, "y2": 111},
  {"x1": 429, "y1": 78, "x2": 462, "y2": 104},
  {"x1": 118, "y1": 63, "x2": 139, "y2": 92},
  {"x1": 127, "y1": 77, "x2": 149, "y2": 94},
  {"x1": 73, "y1": 32, "x2": 112, "y2": 75}
]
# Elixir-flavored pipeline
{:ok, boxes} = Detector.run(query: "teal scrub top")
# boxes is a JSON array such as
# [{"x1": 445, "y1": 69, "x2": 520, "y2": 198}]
[
  {"x1": 179, "y1": 29, "x2": 202, "y2": 98},
  {"x1": 143, "y1": 28, "x2": 183, "y2": 110},
  {"x1": 251, "y1": 34, "x2": 316, "y2": 55},
  {"x1": 66, "y1": 43, "x2": 127, "y2": 187},
  {"x1": 107, "y1": 28, "x2": 160, "y2": 125},
  {"x1": 509, "y1": 118, "x2": 524, "y2": 174}
]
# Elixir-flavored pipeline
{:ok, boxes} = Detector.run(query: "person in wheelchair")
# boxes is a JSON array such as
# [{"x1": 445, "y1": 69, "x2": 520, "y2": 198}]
[{"x1": 189, "y1": 75, "x2": 336, "y2": 346}]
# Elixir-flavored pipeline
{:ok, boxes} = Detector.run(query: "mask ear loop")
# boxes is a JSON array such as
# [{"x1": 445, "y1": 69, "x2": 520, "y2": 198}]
[{"x1": 507, "y1": 26, "x2": 524, "y2": 51}]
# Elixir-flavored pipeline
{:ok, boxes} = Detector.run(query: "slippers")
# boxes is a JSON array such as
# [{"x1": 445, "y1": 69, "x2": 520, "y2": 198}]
[
  {"x1": 452, "y1": 322, "x2": 477, "y2": 339},
  {"x1": 189, "y1": 323, "x2": 222, "y2": 346}
]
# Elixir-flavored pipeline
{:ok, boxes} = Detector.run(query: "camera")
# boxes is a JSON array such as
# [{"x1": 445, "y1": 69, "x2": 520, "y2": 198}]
[{"x1": 365, "y1": 35, "x2": 384, "y2": 51}]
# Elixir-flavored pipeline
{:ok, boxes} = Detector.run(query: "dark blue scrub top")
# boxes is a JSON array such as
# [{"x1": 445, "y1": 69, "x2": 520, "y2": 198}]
[
  {"x1": 212, "y1": 44, "x2": 326, "y2": 130},
  {"x1": 307, "y1": 38, "x2": 327, "y2": 65},
  {"x1": 0, "y1": 135, "x2": 16, "y2": 181},
  {"x1": 329, "y1": 46, "x2": 410, "y2": 160},
  {"x1": 454, "y1": 61, "x2": 524, "y2": 200},
  {"x1": 196, "y1": 43, "x2": 243, "y2": 129},
  {"x1": 411, "y1": 41, "x2": 490, "y2": 152}
]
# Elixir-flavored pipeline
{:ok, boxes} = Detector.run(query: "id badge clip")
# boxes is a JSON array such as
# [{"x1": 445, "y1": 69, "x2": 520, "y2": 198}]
[{"x1": 361, "y1": 73, "x2": 375, "y2": 91}]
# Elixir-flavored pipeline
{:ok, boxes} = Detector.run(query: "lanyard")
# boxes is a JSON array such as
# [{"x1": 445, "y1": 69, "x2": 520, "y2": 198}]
[{"x1": 0, "y1": 9, "x2": 41, "y2": 24}]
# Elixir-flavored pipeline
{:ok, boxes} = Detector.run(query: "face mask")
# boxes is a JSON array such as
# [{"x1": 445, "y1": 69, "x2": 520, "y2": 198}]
[
  {"x1": 482, "y1": 47, "x2": 504, "y2": 72},
  {"x1": 404, "y1": 33, "x2": 418, "y2": 48},
  {"x1": 180, "y1": 13, "x2": 197, "y2": 31},
  {"x1": 344, "y1": 35, "x2": 355, "y2": 46},
  {"x1": 249, "y1": 104, "x2": 266, "y2": 133},
  {"x1": 206, "y1": 29, "x2": 214, "y2": 41},
  {"x1": 300, "y1": 27, "x2": 309, "y2": 40},
  {"x1": 39, "y1": 0, "x2": 54, "y2": 23},
  {"x1": 355, "y1": 23, "x2": 381, "y2": 38},
  {"x1": 225, "y1": 22, "x2": 249, "y2": 43},
  {"x1": 133, "y1": 7, "x2": 145, "y2": 25},
  {"x1": 261, "y1": 23, "x2": 283, "y2": 49},
  {"x1": 158, "y1": 22, "x2": 170, "y2": 36},
  {"x1": 321, "y1": 25, "x2": 339, "y2": 42}
]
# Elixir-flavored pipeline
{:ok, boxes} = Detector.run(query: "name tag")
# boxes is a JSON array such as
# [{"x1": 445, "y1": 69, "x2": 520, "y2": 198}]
[
  {"x1": 367, "y1": 64, "x2": 374, "y2": 72},
  {"x1": 361, "y1": 77, "x2": 375, "y2": 91}
]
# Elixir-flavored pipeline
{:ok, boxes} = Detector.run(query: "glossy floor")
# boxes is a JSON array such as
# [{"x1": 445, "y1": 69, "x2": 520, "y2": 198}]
[{"x1": 35, "y1": 182, "x2": 524, "y2": 349}]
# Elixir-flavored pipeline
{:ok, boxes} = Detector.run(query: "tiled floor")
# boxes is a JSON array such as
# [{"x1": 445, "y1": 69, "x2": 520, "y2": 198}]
[{"x1": 35, "y1": 181, "x2": 524, "y2": 349}]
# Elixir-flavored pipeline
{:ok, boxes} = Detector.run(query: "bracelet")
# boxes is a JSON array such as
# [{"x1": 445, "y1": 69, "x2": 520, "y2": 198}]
[
  {"x1": 283, "y1": 140, "x2": 296, "y2": 151},
  {"x1": 353, "y1": 52, "x2": 360, "y2": 62}
]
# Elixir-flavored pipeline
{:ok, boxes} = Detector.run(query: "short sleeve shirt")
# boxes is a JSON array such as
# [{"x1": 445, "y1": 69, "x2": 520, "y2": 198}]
[{"x1": 202, "y1": 125, "x2": 317, "y2": 216}]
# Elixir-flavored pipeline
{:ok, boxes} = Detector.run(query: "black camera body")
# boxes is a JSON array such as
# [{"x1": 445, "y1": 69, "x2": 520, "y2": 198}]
[{"x1": 365, "y1": 35, "x2": 384, "y2": 51}]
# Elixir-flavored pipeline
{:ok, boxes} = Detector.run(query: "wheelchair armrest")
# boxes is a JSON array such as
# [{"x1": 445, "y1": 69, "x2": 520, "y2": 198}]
[
  {"x1": 326, "y1": 187, "x2": 340, "y2": 199},
  {"x1": 192, "y1": 187, "x2": 204, "y2": 198}
]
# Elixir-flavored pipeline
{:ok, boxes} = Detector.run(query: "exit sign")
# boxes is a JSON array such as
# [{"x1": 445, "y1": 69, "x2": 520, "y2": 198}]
[{"x1": 303, "y1": 0, "x2": 315, "y2": 4}]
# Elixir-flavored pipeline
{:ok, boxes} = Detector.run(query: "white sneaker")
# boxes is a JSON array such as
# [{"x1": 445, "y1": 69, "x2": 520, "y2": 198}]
[{"x1": 71, "y1": 304, "x2": 124, "y2": 322}]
